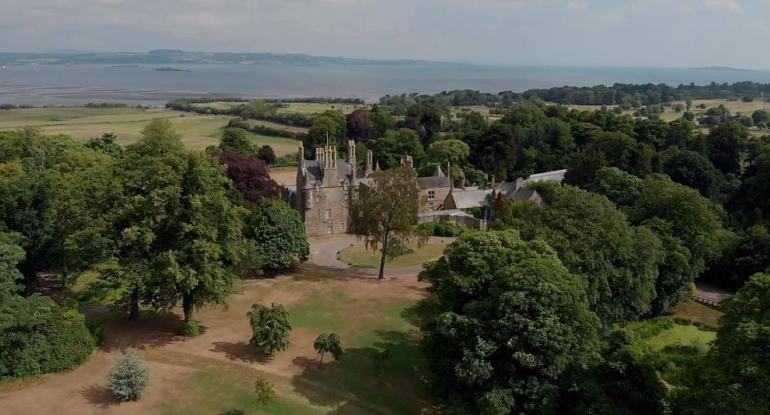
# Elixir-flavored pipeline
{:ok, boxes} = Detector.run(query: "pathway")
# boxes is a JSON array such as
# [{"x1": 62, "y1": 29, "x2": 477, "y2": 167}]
[{"x1": 309, "y1": 235, "x2": 455, "y2": 277}]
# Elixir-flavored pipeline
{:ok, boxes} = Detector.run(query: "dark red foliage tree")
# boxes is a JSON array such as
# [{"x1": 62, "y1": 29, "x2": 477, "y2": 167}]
[
  {"x1": 219, "y1": 150, "x2": 280, "y2": 203},
  {"x1": 346, "y1": 109, "x2": 375, "y2": 141}
]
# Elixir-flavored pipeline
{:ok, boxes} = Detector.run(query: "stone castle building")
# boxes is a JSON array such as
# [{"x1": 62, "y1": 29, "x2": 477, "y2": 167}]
[{"x1": 292, "y1": 142, "x2": 566, "y2": 237}]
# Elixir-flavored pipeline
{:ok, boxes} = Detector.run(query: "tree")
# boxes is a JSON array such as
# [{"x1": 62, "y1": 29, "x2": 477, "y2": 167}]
[
  {"x1": 495, "y1": 183, "x2": 663, "y2": 324},
  {"x1": 0, "y1": 236, "x2": 95, "y2": 380},
  {"x1": 349, "y1": 166, "x2": 422, "y2": 279},
  {"x1": 111, "y1": 131, "x2": 248, "y2": 322},
  {"x1": 127, "y1": 119, "x2": 184, "y2": 157},
  {"x1": 219, "y1": 150, "x2": 281, "y2": 203},
  {"x1": 306, "y1": 110, "x2": 347, "y2": 152},
  {"x1": 367, "y1": 128, "x2": 425, "y2": 169},
  {"x1": 247, "y1": 198, "x2": 308, "y2": 273},
  {"x1": 346, "y1": 108, "x2": 375, "y2": 141},
  {"x1": 86, "y1": 133, "x2": 124, "y2": 158},
  {"x1": 248, "y1": 303, "x2": 291, "y2": 355},
  {"x1": 587, "y1": 167, "x2": 642, "y2": 209},
  {"x1": 707, "y1": 122, "x2": 748, "y2": 176},
  {"x1": 220, "y1": 127, "x2": 254, "y2": 155},
  {"x1": 672, "y1": 273, "x2": 770, "y2": 414},
  {"x1": 108, "y1": 349, "x2": 149, "y2": 402},
  {"x1": 256, "y1": 145, "x2": 276, "y2": 165},
  {"x1": 661, "y1": 148, "x2": 721, "y2": 198},
  {"x1": 419, "y1": 231, "x2": 600, "y2": 415},
  {"x1": 313, "y1": 333, "x2": 343, "y2": 367},
  {"x1": 254, "y1": 375, "x2": 276, "y2": 406}
]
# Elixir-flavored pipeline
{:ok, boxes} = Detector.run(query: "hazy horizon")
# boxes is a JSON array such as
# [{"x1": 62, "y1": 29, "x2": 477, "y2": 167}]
[{"x1": 3, "y1": 0, "x2": 770, "y2": 69}]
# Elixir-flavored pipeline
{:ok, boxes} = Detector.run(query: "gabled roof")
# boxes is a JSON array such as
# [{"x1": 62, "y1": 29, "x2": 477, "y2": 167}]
[
  {"x1": 446, "y1": 189, "x2": 493, "y2": 209},
  {"x1": 418, "y1": 176, "x2": 452, "y2": 190}
]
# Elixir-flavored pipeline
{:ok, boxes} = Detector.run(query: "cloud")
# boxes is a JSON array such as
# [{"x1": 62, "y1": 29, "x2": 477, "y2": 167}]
[
  {"x1": 566, "y1": 1, "x2": 588, "y2": 12},
  {"x1": 705, "y1": 0, "x2": 744, "y2": 14}
]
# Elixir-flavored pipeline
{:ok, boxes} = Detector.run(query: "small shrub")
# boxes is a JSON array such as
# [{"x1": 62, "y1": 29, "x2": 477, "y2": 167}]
[
  {"x1": 254, "y1": 375, "x2": 276, "y2": 406},
  {"x1": 181, "y1": 320, "x2": 200, "y2": 337},
  {"x1": 221, "y1": 410, "x2": 245, "y2": 415},
  {"x1": 248, "y1": 303, "x2": 291, "y2": 355},
  {"x1": 313, "y1": 333, "x2": 344, "y2": 367},
  {"x1": 108, "y1": 349, "x2": 149, "y2": 402}
]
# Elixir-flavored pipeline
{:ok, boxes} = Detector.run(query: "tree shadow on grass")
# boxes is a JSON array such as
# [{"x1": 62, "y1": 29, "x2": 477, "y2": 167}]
[
  {"x1": 210, "y1": 341, "x2": 273, "y2": 364},
  {"x1": 100, "y1": 312, "x2": 203, "y2": 352},
  {"x1": 290, "y1": 330, "x2": 432, "y2": 415},
  {"x1": 80, "y1": 383, "x2": 120, "y2": 408}
]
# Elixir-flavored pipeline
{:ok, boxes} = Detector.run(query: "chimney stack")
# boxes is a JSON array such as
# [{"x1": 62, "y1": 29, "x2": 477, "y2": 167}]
[{"x1": 366, "y1": 150, "x2": 374, "y2": 176}]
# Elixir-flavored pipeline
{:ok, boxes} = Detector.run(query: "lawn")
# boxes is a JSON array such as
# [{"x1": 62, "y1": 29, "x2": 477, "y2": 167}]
[
  {"x1": 338, "y1": 242, "x2": 447, "y2": 269},
  {"x1": 0, "y1": 107, "x2": 300, "y2": 155},
  {"x1": 647, "y1": 324, "x2": 717, "y2": 351},
  {"x1": 1, "y1": 264, "x2": 434, "y2": 415}
]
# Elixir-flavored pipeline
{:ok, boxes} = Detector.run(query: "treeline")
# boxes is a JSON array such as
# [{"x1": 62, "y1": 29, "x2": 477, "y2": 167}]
[
  {"x1": 227, "y1": 118, "x2": 307, "y2": 140},
  {"x1": 379, "y1": 81, "x2": 770, "y2": 110},
  {"x1": 166, "y1": 98, "x2": 314, "y2": 127}
]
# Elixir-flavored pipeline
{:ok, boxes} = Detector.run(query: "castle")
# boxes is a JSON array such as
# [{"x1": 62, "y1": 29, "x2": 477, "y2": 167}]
[
  {"x1": 292, "y1": 140, "x2": 453, "y2": 236},
  {"x1": 291, "y1": 141, "x2": 566, "y2": 237}
]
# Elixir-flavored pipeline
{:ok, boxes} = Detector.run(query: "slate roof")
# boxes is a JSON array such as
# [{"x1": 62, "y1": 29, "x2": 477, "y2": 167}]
[
  {"x1": 418, "y1": 176, "x2": 452, "y2": 190},
  {"x1": 446, "y1": 189, "x2": 494, "y2": 209},
  {"x1": 302, "y1": 160, "x2": 354, "y2": 183}
]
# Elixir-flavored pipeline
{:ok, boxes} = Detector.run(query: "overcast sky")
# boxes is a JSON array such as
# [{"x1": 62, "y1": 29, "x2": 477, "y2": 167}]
[{"x1": 2, "y1": 0, "x2": 769, "y2": 68}]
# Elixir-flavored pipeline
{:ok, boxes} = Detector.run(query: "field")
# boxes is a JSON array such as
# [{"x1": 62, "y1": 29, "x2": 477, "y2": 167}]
[
  {"x1": 191, "y1": 101, "x2": 368, "y2": 116},
  {"x1": 0, "y1": 107, "x2": 301, "y2": 155},
  {"x1": 0, "y1": 263, "x2": 433, "y2": 415},
  {"x1": 338, "y1": 242, "x2": 446, "y2": 269}
]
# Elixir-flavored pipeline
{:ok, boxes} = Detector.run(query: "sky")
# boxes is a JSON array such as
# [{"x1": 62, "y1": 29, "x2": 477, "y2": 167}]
[{"x1": 2, "y1": 0, "x2": 770, "y2": 68}]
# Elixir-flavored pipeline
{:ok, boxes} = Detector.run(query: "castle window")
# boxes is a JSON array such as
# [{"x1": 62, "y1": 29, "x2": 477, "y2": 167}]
[
  {"x1": 325, "y1": 209, "x2": 332, "y2": 221},
  {"x1": 428, "y1": 191, "x2": 436, "y2": 200}
]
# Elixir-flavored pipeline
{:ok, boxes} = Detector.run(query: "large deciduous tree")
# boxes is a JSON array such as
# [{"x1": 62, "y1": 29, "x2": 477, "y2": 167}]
[
  {"x1": 111, "y1": 122, "x2": 248, "y2": 322},
  {"x1": 493, "y1": 183, "x2": 661, "y2": 324},
  {"x1": 349, "y1": 166, "x2": 422, "y2": 279},
  {"x1": 419, "y1": 230, "x2": 600, "y2": 415}
]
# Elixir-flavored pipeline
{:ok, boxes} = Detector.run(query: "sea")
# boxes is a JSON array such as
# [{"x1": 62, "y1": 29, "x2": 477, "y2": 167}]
[{"x1": 2, "y1": 63, "x2": 770, "y2": 106}]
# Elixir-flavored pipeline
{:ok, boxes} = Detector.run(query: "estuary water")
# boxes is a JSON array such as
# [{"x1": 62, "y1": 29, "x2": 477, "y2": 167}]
[{"x1": 2, "y1": 63, "x2": 770, "y2": 106}]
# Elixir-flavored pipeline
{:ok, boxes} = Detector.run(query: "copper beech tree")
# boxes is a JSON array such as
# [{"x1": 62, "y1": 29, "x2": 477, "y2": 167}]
[{"x1": 349, "y1": 165, "x2": 423, "y2": 279}]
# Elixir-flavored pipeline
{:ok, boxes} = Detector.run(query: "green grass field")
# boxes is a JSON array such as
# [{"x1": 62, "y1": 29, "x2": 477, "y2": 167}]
[
  {"x1": 647, "y1": 324, "x2": 717, "y2": 351},
  {"x1": 338, "y1": 242, "x2": 446, "y2": 269},
  {"x1": 0, "y1": 107, "x2": 300, "y2": 155},
  {"x1": 276, "y1": 102, "x2": 368, "y2": 115}
]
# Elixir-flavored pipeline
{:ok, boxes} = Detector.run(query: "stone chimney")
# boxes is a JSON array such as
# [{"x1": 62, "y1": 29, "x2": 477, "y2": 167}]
[
  {"x1": 514, "y1": 177, "x2": 525, "y2": 190},
  {"x1": 459, "y1": 171, "x2": 466, "y2": 189},
  {"x1": 348, "y1": 140, "x2": 357, "y2": 185},
  {"x1": 366, "y1": 150, "x2": 374, "y2": 176}
]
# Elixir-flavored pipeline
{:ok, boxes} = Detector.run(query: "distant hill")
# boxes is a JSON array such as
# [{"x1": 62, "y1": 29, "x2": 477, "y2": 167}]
[
  {"x1": 0, "y1": 49, "x2": 446, "y2": 66},
  {"x1": 690, "y1": 66, "x2": 758, "y2": 72}
]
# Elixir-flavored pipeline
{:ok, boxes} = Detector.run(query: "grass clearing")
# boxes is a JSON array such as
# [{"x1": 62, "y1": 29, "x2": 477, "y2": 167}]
[
  {"x1": 0, "y1": 107, "x2": 300, "y2": 155},
  {"x1": 647, "y1": 324, "x2": 717, "y2": 351},
  {"x1": 338, "y1": 242, "x2": 446, "y2": 269},
  {"x1": 670, "y1": 301, "x2": 723, "y2": 328}
]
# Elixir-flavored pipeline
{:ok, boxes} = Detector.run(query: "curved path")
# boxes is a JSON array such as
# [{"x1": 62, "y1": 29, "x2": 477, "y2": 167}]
[{"x1": 309, "y1": 235, "x2": 455, "y2": 277}]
